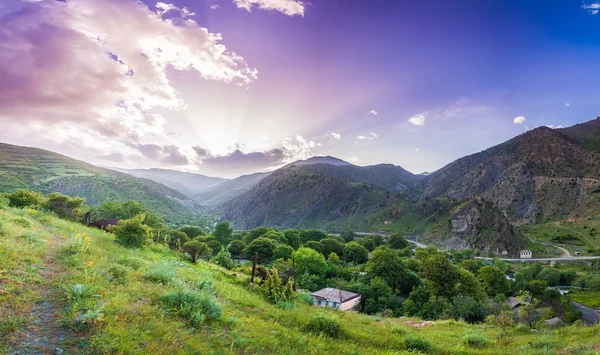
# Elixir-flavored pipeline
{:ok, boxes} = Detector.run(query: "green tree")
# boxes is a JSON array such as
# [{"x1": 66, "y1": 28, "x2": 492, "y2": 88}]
[
  {"x1": 358, "y1": 238, "x2": 376, "y2": 252},
  {"x1": 227, "y1": 240, "x2": 246, "y2": 258},
  {"x1": 184, "y1": 239, "x2": 212, "y2": 263},
  {"x1": 6, "y1": 189, "x2": 45, "y2": 208},
  {"x1": 418, "y1": 252, "x2": 460, "y2": 298},
  {"x1": 340, "y1": 231, "x2": 357, "y2": 242},
  {"x1": 366, "y1": 246, "x2": 406, "y2": 291},
  {"x1": 455, "y1": 268, "x2": 486, "y2": 301},
  {"x1": 283, "y1": 229, "x2": 301, "y2": 249},
  {"x1": 262, "y1": 230, "x2": 287, "y2": 244},
  {"x1": 538, "y1": 268, "x2": 560, "y2": 287},
  {"x1": 477, "y1": 266, "x2": 509, "y2": 296},
  {"x1": 299, "y1": 229, "x2": 328, "y2": 243},
  {"x1": 97, "y1": 200, "x2": 147, "y2": 220},
  {"x1": 114, "y1": 215, "x2": 151, "y2": 248},
  {"x1": 166, "y1": 230, "x2": 189, "y2": 249},
  {"x1": 388, "y1": 234, "x2": 409, "y2": 249},
  {"x1": 527, "y1": 280, "x2": 548, "y2": 295},
  {"x1": 319, "y1": 237, "x2": 344, "y2": 257},
  {"x1": 243, "y1": 227, "x2": 273, "y2": 244},
  {"x1": 304, "y1": 241, "x2": 324, "y2": 254},
  {"x1": 213, "y1": 248, "x2": 235, "y2": 269},
  {"x1": 461, "y1": 259, "x2": 484, "y2": 274},
  {"x1": 243, "y1": 237, "x2": 278, "y2": 264},
  {"x1": 293, "y1": 247, "x2": 327, "y2": 276},
  {"x1": 361, "y1": 277, "x2": 400, "y2": 314},
  {"x1": 213, "y1": 221, "x2": 233, "y2": 243},
  {"x1": 178, "y1": 225, "x2": 206, "y2": 239},
  {"x1": 343, "y1": 242, "x2": 369, "y2": 264},
  {"x1": 328, "y1": 252, "x2": 340, "y2": 263},
  {"x1": 43, "y1": 192, "x2": 86, "y2": 220},
  {"x1": 273, "y1": 244, "x2": 294, "y2": 261}
]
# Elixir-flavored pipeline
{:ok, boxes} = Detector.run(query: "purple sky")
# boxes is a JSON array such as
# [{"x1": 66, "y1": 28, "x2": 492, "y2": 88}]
[{"x1": 1, "y1": 0, "x2": 600, "y2": 178}]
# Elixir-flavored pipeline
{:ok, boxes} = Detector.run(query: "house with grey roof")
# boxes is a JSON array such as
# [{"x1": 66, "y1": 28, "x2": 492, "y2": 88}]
[{"x1": 309, "y1": 288, "x2": 361, "y2": 311}]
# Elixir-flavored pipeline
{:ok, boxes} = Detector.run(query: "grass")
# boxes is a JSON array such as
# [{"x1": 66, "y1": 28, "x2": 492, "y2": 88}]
[
  {"x1": 569, "y1": 290, "x2": 600, "y2": 308},
  {"x1": 1, "y1": 205, "x2": 600, "y2": 354}
]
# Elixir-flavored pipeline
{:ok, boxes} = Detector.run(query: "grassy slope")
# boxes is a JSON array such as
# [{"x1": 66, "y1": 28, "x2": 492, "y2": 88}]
[
  {"x1": 0, "y1": 143, "x2": 205, "y2": 224},
  {"x1": 569, "y1": 291, "x2": 600, "y2": 309},
  {"x1": 2, "y1": 207, "x2": 600, "y2": 354},
  {"x1": 518, "y1": 217, "x2": 600, "y2": 253}
]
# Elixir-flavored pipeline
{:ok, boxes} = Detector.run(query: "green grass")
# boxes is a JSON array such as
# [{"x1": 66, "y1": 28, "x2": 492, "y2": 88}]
[
  {"x1": 519, "y1": 218, "x2": 600, "y2": 254},
  {"x1": 2, "y1": 205, "x2": 600, "y2": 354},
  {"x1": 569, "y1": 291, "x2": 600, "y2": 308}
]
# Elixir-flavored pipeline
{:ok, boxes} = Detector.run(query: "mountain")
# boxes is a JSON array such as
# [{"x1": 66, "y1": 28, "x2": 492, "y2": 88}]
[
  {"x1": 285, "y1": 156, "x2": 351, "y2": 167},
  {"x1": 560, "y1": 116, "x2": 600, "y2": 154},
  {"x1": 112, "y1": 167, "x2": 226, "y2": 197},
  {"x1": 219, "y1": 165, "x2": 406, "y2": 230},
  {"x1": 193, "y1": 171, "x2": 271, "y2": 207},
  {"x1": 0, "y1": 143, "x2": 207, "y2": 224},
  {"x1": 420, "y1": 125, "x2": 600, "y2": 223}
]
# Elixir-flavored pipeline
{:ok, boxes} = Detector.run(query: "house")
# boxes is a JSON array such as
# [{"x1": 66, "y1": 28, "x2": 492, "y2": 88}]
[
  {"x1": 507, "y1": 296, "x2": 530, "y2": 310},
  {"x1": 309, "y1": 288, "x2": 361, "y2": 311},
  {"x1": 519, "y1": 250, "x2": 532, "y2": 259}
]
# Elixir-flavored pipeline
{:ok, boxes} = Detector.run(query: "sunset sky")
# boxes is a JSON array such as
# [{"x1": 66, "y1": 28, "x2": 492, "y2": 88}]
[{"x1": 2, "y1": 0, "x2": 600, "y2": 178}]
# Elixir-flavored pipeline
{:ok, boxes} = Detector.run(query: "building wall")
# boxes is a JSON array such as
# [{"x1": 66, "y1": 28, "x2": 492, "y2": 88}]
[{"x1": 340, "y1": 297, "x2": 361, "y2": 311}]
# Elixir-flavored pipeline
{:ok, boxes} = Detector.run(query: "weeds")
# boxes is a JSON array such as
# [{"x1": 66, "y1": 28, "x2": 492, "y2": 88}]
[
  {"x1": 63, "y1": 283, "x2": 100, "y2": 302},
  {"x1": 404, "y1": 335, "x2": 431, "y2": 352},
  {"x1": 304, "y1": 316, "x2": 343, "y2": 338},
  {"x1": 160, "y1": 289, "x2": 222, "y2": 327},
  {"x1": 144, "y1": 262, "x2": 176, "y2": 284},
  {"x1": 461, "y1": 332, "x2": 489, "y2": 348}
]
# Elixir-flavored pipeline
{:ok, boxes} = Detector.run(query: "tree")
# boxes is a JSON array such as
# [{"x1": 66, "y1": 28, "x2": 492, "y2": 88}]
[
  {"x1": 184, "y1": 240, "x2": 212, "y2": 263},
  {"x1": 398, "y1": 270, "x2": 423, "y2": 296},
  {"x1": 304, "y1": 241, "x2": 324, "y2": 254},
  {"x1": 477, "y1": 266, "x2": 509, "y2": 296},
  {"x1": 319, "y1": 237, "x2": 344, "y2": 257},
  {"x1": 418, "y1": 252, "x2": 460, "y2": 298},
  {"x1": 366, "y1": 246, "x2": 406, "y2": 291},
  {"x1": 340, "y1": 231, "x2": 357, "y2": 242},
  {"x1": 213, "y1": 248, "x2": 235, "y2": 269},
  {"x1": 283, "y1": 229, "x2": 301, "y2": 249},
  {"x1": 328, "y1": 252, "x2": 340, "y2": 263},
  {"x1": 227, "y1": 240, "x2": 246, "y2": 258},
  {"x1": 273, "y1": 245, "x2": 294, "y2": 261},
  {"x1": 358, "y1": 238, "x2": 376, "y2": 252},
  {"x1": 388, "y1": 234, "x2": 409, "y2": 250},
  {"x1": 299, "y1": 229, "x2": 328, "y2": 243},
  {"x1": 538, "y1": 268, "x2": 560, "y2": 287},
  {"x1": 343, "y1": 242, "x2": 369, "y2": 264},
  {"x1": 6, "y1": 189, "x2": 45, "y2": 208},
  {"x1": 527, "y1": 280, "x2": 548, "y2": 295},
  {"x1": 243, "y1": 227, "x2": 273, "y2": 244},
  {"x1": 43, "y1": 192, "x2": 86, "y2": 220},
  {"x1": 178, "y1": 225, "x2": 206, "y2": 239},
  {"x1": 97, "y1": 200, "x2": 147, "y2": 220},
  {"x1": 166, "y1": 230, "x2": 190, "y2": 249},
  {"x1": 114, "y1": 215, "x2": 151, "y2": 248},
  {"x1": 262, "y1": 230, "x2": 287, "y2": 244},
  {"x1": 213, "y1": 221, "x2": 233, "y2": 243},
  {"x1": 461, "y1": 259, "x2": 484, "y2": 275},
  {"x1": 293, "y1": 247, "x2": 327, "y2": 276},
  {"x1": 361, "y1": 277, "x2": 400, "y2": 314},
  {"x1": 243, "y1": 237, "x2": 278, "y2": 264},
  {"x1": 455, "y1": 268, "x2": 486, "y2": 301}
]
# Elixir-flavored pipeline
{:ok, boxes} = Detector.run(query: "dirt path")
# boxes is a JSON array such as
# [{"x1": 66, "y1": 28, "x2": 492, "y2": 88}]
[
  {"x1": 555, "y1": 245, "x2": 572, "y2": 258},
  {"x1": 6, "y1": 233, "x2": 79, "y2": 355}
]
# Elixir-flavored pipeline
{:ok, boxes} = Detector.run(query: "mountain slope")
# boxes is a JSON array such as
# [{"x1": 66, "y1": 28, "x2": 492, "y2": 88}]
[
  {"x1": 0, "y1": 143, "x2": 207, "y2": 223},
  {"x1": 219, "y1": 165, "x2": 405, "y2": 230},
  {"x1": 421, "y1": 125, "x2": 600, "y2": 222},
  {"x1": 193, "y1": 171, "x2": 271, "y2": 207},
  {"x1": 112, "y1": 167, "x2": 226, "y2": 197},
  {"x1": 560, "y1": 116, "x2": 600, "y2": 154}
]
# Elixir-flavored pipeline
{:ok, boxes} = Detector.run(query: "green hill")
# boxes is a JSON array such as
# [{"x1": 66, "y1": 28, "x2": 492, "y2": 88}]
[
  {"x1": 1, "y1": 205, "x2": 599, "y2": 354},
  {"x1": 0, "y1": 143, "x2": 207, "y2": 224}
]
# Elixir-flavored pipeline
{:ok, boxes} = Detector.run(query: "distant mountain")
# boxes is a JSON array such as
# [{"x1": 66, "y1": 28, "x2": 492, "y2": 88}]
[
  {"x1": 219, "y1": 165, "x2": 404, "y2": 230},
  {"x1": 560, "y1": 116, "x2": 600, "y2": 154},
  {"x1": 0, "y1": 143, "x2": 207, "y2": 224},
  {"x1": 112, "y1": 167, "x2": 226, "y2": 197},
  {"x1": 421, "y1": 124, "x2": 600, "y2": 222},
  {"x1": 193, "y1": 172, "x2": 271, "y2": 207},
  {"x1": 285, "y1": 156, "x2": 351, "y2": 167}
]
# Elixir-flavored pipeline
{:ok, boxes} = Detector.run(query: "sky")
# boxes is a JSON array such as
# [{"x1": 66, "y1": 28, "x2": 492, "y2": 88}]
[{"x1": 1, "y1": 0, "x2": 600, "y2": 178}]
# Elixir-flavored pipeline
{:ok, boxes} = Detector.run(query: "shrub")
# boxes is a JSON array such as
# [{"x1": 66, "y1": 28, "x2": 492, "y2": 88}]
[
  {"x1": 404, "y1": 335, "x2": 431, "y2": 352},
  {"x1": 183, "y1": 239, "x2": 212, "y2": 263},
  {"x1": 166, "y1": 230, "x2": 189, "y2": 249},
  {"x1": 43, "y1": 192, "x2": 86, "y2": 220},
  {"x1": 513, "y1": 324, "x2": 530, "y2": 334},
  {"x1": 262, "y1": 269, "x2": 295, "y2": 303},
  {"x1": 304, "y1": 316, "x2": 343, "y2": 338},
  {"x1": 11, "y1": 217, "x2": 32, "y2": 228},
  {"x1": 529, "y1": 338, "x2": 556, "y2": 349},
  {"x1": 213, "y1": 248, "x2": 235, "y2": 270},
  {"x1": 107, "y1": 264, "x2": 128, "y2": 283},
  {"x1": 145, "y1": 263, "x2": 176, "y2": 284},
  {"x1": 6, "y1": 189, "x2": 45, "y2": 208},
  {"x1": 116, "y1": 257, "x2": 148, "y2": 270},
  {"x1": 461, "y1": 332, "x2": 489, "y2": 348},
  {"x1": 161, "y1": 289, "x2": 222, "y2": 326},
  {"x1": 114, "y1": 216, "x2": 150, "y2": 248},
  {"x1": 298, "y1": 291, "x2": 315, "y2": 306},
  {"x1": 227, "y1": 240, "x2": 246, "y2": 258},
  {"x1": 62, "y1": 284, "x2": 100, "y2": 302}
]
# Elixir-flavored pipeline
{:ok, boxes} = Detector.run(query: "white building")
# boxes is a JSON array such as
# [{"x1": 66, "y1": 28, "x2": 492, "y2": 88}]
[
  {"x1": 520, "y1": 250, "x2": 532, "y2": 259},
  {"x1": 309, "y1": 288, "x2": 361, "y2": 311}
]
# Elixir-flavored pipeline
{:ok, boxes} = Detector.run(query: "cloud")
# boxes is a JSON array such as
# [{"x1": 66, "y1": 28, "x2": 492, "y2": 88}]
[
  {"x1": 95, "y1": 152, "x2": 124, "y2": 162},
  {"x1": 415, "y1": 148, "x2": 420, "y2": 153},
  {"x1": 282, "y1": 135, "x2": 317, "y2": 160},
  {"x1": 210, "y1": 4, "x2": 220, "y2": 9},
  {"x1": 408, "y1": 114, "x2": 426, "y2": 126},
  {"x1": 368, "y1": 110, "x2": 378, "y2": 116},
  {"x1": 546, "y1": 125, "x2": 564, "y2": 129},
  {"x1": 233, "y1": 0, "x2": 305, "y2": 16},
  {"x1": 566, "y1": 103, "x2": 570, "y2": 107},
  {"x1": 513, "y1": 116, "x2": 526, "y2": 124},
  {"x1": 134, "y1": 143, "x2": 188, "y2": 165},
  {"x1": 195, "y1": 148, "x2": 285, "y2": 172},
  {"x1": 582, "y1": 2, "x2": 600, "y2": 14},
  {"x1": 370, "y1": 132, "x2": 378, "y2": 138},
  {"x1": 0, "y1": 0, "x2": 256, "y2": 155},
  {"x1": 327, "y1": 132, "x2": 341, "y2": 140},
  {"x1": 350, "y1": 156, "x2": 359, "y2": 162}
]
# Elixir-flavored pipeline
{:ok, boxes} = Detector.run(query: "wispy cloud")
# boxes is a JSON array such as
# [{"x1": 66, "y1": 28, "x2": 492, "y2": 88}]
[
  {"x1": 233, "y1": 0, "x2": 305, "y2": 16},
  {"x1": 408, "y1": 114, "x2": 426, "y2": 126},
  {"x1": 582, "y1": 2, "x2": 600, "y2": 14},
  {"x1": 513, "y1": 116, "x2": 526, "y2": 124},
  {"x1": 210, "y1": 4, "x2": 220, "y2": 9},
  {"x1": 327, "y1": 132, "x2": 341, "y2": 140},
  {"x1": 368, "y1": 110, "x2": 378, "y2": 116},
  {"x1": 546, "y1": 124, "x2": 564, "y2": 129},
  {"x1": 350, "y1": 156, "x2": 359, "y2": 162},
  {"x1": 566, "y1": 103, "x2": 571, "y2": 107}
]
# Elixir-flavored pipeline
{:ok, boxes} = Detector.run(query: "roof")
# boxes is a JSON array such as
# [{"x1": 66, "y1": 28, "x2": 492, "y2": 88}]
[
  {"x1": 507, "y1": 296, "x2": 530, "y2": 309},
  {"x1": 309, "y1": 288, "x2": 360, "y2": 303},
  {"x1": 543, "y1": 317, "x2": 564, "y2": 326}
]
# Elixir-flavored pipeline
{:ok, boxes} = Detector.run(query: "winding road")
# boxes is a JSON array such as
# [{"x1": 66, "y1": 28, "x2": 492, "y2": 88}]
[{"x1": 570, "y1": 301, "x2": 600, "y2": 325}]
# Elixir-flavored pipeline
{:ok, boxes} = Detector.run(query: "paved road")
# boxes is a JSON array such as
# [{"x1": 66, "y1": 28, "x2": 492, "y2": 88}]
[
  {"x1": 570, "y1": 300, "x2": 599, "y2": 325},
  {"x1": 475, "y1": 256, "x2": 600, "y2": 262}
]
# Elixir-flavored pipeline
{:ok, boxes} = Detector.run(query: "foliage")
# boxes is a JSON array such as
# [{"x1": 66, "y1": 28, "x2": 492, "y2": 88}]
[
  {"x1": 418, "y1": 251, "x2": 460, "y2": 298},
  {"x1": 62, "y1": 283, "x2": 100, "y2": 302},
  {"x1": 327, "y1": 252, "x2": 340, "y2": 263},
  {"x1": 43, "y1": 192, "x2": 86, "y2": 220},
  {"x1": 213, "y1": 221, "x2": 233, "y2": 243},
  {"x1": 5, "y1": 189, "x2": 45, "y2": 209},
  {"x1": 319, "y1": 237, "x2": 344, "y2": 257},
  {"x1": 455, "y1": 268, "x2": 486, "y2": 301},
  {"x1": 293, "y1": 247, "x2": 327, "y2": 277},
  {"x1": 272, "y1": 244, "x2": 294, "y2": 261},
  {"x1": 160, "y1": 289, "x2": 222, "y2": 326},
  {"x1": 299, "y1": 229, "x2": 328, "y2": 243},
  {"x1": 304, "y1": 240, "x2": 324, "y2": 253},
  {"x1": 388, "y1": 233, "x2": 409, "y2": 249},
  {"x1": 243, "y1": 237, "x2": 278, "y2": 264},
  {"x1": 461, "y1": 332, "x2": 489, "y2": 348},
  {"x1": 227, "y1": 240, "x2": 246, "y2": 258},
  {"x1": 178, "y1": 225, "x2": 206, "y2": 239},
  {"x1": 366, "y1": 246, "x2": 406, "y2": 291},
  {"x1": 283, "y1": 229, "x2": 301, "y2": 249},
  {"x1": 261, "y1": 269, "x2": 296, "y2": 304},
  {"x1": 144, "y1": 262, "x2": 176, "y2": 284},
  {"x1": 304, "y1": 316, "x2": 343, "y2": 338},
  {"x1": 213, "y1": 248, "x2": 235, "y2": 270},
  {"x1": 477, "y1": 266, "x2": 509, "y2": 296},
  {"x1": 404, "y1": 335, "x2": 431, "y2": 352},
  {"x1": 97, "y1": 200, "x2": 147, "y2": 220},
  {"x1": 357, "y1": 238, "x2": 376, "y2": 251},
  {"x1": 340, "y1": 231, "x2": 357, "y2": 242},
  {"x1": 342, "y1": 242, "x2": 369, "y2": 264},
  {"x1": 114, "y1": 215, "x2": 151, "y2": 248},
  {"x1": 166, "y1": 230, "x2": 189, "y2": 249},
  {"x1": 183, "y1": 239, "x2": 212, "y2": 263},
  {"x1": 11, "y1": 217, "x2": 32, "y2": 228},
  {"x1": 242, "y1": 227, "x2": 273, "y2": 244}
]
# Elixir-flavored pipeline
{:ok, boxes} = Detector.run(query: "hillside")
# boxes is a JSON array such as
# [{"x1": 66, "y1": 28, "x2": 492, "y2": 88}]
[
  {"x1": 1, "y1": 204, "x2": 599, "y2": 354},
  {"x1": 219, "y1": 165, "x2": 405, "y2": 230},
  {"x1": 421, "y1": 125, "x2": 600, "y2": 223},
  {"x1": 561, "y1": 117, "x2": 600, "y2": 154},
  {"x1": 0, "y1": 143, "x2": 207, "y2": 224},
  {"x1": 194, "y1": 172, "x2": 271, "y2": 207},
  {"x1": 111, "y1": 167, "x2": 227, "y2": 197}
]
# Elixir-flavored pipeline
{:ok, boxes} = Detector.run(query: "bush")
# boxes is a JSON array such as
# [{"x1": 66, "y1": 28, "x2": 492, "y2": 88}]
[
  {"x1": 298, "y1": 291, "x2": 315, "y2": 306},
  {"x1": 304, "y1": 316, "x2": 343, "y2": 338},
  {"x1": 161, "y1": 289, "x2": 222, "y2": 326},
  {"x1": 145, "y1": 263, "x2": 176, "y2": 284},
  {"x1": 114, "y1": 216, "x2": 151, "y2": 248},
  {"x1": 62, "y1": 283, "x2": 100, "y2": 302},
  {"x1": 43, "y1": 192, "x2": 86, "y2": 220},
  {"x1": 213, "y1": 248, "x2": 235, "y2": 270},
  {"x1": 513, "y1": 324, "x2": 530, "y2": 334},
  {"x1": 528, "y1": 338, "x2": 556, "y2": 349},
  {"x1": 461, "y1": 332, "x2": 489, "y2": 348},
  {"x1": 183, "y1": 239, "x2": 212, "y2": 264},
  {"x1": 404, "y1": 335, "x2": 431, "y2": 352},
  {"x1": 11, "y1": 217, "x2": 32, "y2": 228},
  {"x1": 227, "y1": 240, "x2": 246, "y2": 258},
  {"x1": 116, "y1": 257, "x2": 148, "y2": 270},
  {"x1": 262, "y1": 269, "x2": 295, "y2": 303},
  {"x1": 107, "y1": 264, "x2": 128, "y2": 284},
  {"x1": 6, "y1": 189, "x2": 45, "y2": 208}
]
